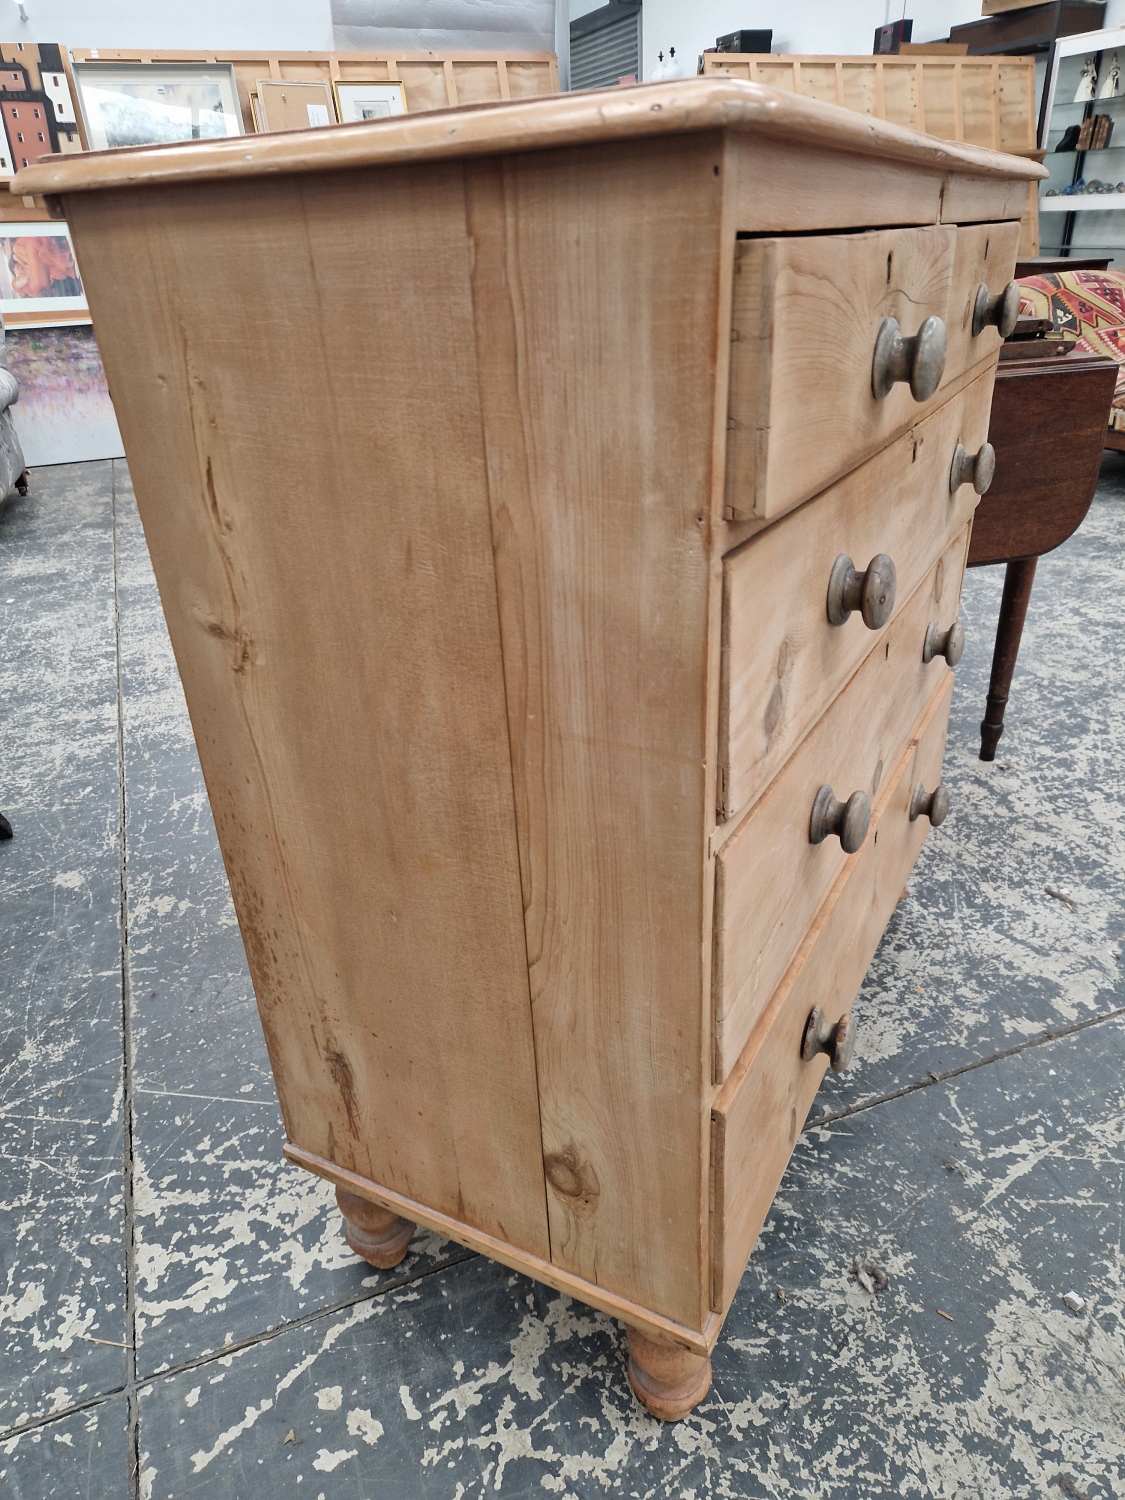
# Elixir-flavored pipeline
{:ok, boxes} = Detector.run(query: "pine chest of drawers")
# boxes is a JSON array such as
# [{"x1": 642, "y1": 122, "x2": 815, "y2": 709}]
[{"x1": 17, "y1": 79, "x2": 1043, "y2": 1419}]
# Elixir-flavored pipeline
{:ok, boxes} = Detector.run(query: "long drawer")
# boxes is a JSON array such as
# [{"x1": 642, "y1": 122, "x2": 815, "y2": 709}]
[
  {"x1": 719, "y1": 368, "x2": 991, "y2": 825},
  {"x1": 709, "y1": 672, "x2": 954, "y2": 1314},
  {"x1": 725, "y1": 218, "x2": 1019, "y2": 524},
  {"x1": 713, "y1": 528, "x2": 967, "y2": 1081}
]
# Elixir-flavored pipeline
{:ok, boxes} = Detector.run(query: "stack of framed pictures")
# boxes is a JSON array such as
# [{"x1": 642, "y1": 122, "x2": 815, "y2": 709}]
[{"x1": 252, "y1": 78, "x2": 408, "y2": 130}]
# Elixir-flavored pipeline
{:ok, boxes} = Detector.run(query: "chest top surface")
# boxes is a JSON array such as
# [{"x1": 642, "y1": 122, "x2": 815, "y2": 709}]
[{"x1": 13, "y1": 75, "x2": 1046, "y2": 202}]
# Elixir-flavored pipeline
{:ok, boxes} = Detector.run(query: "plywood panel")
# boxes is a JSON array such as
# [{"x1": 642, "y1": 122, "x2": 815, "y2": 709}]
[
  {"x1": 702, "y1": 54, "x2": 1037, "y2": 154},
  {"x1": 63, "y1": 160, "x2": 552, "y2": 1257},
  {"x1": 463, "y1": 134, "x2": 724, "y2": 1330}
]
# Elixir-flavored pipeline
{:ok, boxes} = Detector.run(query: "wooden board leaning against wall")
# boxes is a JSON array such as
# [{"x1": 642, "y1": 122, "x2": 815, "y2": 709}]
[
  {"x1": 701, "y1": 53, "x2": 1043, "y2": 255},
  {"x1": 1, "y1": 47, "x2": 559, "y2": 223}
]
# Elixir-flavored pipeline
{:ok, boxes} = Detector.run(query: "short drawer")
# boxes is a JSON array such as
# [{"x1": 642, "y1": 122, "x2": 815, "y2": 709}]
[
  {"x1": 709, "y1": 672, "x2": 954, "y2": 1315},
  {"x1": 713, "y1": 528, "x2": 967, "y2": 1081},
  {"x1": 725, "y1": 218, "x2": 1020, "y2": 524},
  {"x1": 719, "y1": 367, "x2": 991, "y2": 825}
]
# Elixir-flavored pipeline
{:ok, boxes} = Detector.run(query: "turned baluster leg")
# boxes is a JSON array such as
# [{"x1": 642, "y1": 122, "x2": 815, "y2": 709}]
[
  {"x1": 625, "y1": 1327, "x2": 712, "y2": 1421},
  {"x1": 336, "y1": 1187, "x2": 416, "y2": 1269},
  {"x1": 980, "y1": 556, "x2": 1038, "y2": 762}
]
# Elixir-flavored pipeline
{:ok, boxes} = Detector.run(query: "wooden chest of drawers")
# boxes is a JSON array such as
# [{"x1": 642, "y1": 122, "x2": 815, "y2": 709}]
[{"x1": 17, "y1": 79, "x2": 1042, "y2": 1419}]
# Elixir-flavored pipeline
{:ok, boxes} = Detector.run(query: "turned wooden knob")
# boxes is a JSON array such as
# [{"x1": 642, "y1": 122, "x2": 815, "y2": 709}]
[
  {"x1": 826, "y1": 552, "x2": 897, "y2": 629},
  {"x1": 909, "y1": 782, "x2": 950, "y2": 826},
  {"x1": 871, "y1": 314, "x2": 946, "y2": 402},
  {"x1": 801, "y1": 1006, "x2": 856, "y2": 1072},
  {"x1": 809, "y1": 784, "x2": 871, "y2": 853},
  {"x1": 972, "y1": 280, "x2": 1020, "y2": 339},
  {"x1": 922, "y1": 619, "x2": 965, "y2": 667},
  {"x1": 336, "y1": 1187, "x2": 416, "y2": 1269},
  {"x1": 626, "y1": 1328, "x2": 712, "y2": 1421},
  {"x1": 949, "y1": 441, "x2": 996, "y2": 495}
]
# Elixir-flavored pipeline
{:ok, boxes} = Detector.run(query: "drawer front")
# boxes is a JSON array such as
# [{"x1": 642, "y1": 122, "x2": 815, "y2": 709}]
[
  {"x1": 710, "y1": 673, "x2": 954, "y2": 1315},
  {"x1": 725, "y1": 218, "x2": 1020, "y2": 524},
  {"x1": 713, "y1": 529, "x2": 967, "y2": 1081},
  {"x1": 720, "y1": 368, "x2": 991, "y2": 826}
]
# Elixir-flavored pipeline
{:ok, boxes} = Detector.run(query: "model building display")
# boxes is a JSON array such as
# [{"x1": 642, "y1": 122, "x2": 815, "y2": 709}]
[{"x1": 14, "y1": 77, "x2": 1042, "y2": 1420}]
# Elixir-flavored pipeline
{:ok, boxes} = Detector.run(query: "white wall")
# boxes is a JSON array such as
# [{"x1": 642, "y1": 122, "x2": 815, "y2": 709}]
[
  {"x1": 0, "y1": 0, "x2": 334, "y2": 50},
  {"x1": 640, "y1": 1, "x2": 993, "y2": 80}
]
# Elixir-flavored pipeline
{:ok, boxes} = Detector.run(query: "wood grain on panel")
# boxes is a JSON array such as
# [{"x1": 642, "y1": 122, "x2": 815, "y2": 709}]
[
  {"x1": 719, "y1": 369, "x2": 993, "y2": 825},
  {"x1": 710, "y1": 672, "x2": 955, "y2": 1313},
  {"x1": 464, "y1": 135, "x2": 721, "y2": 1329},
  {"x1": 714, "y1": 529, "x2": 968, "y2": 1081},
  {"x1": 62, "y1": 163, "x2": 551, "y2": 1256},
  {"x1": 724, "y1": 220, "x2": 1018, "y2": 524},
  {"x1": 287, "y1": 1143, "x2": 723, "y2": 1356}
]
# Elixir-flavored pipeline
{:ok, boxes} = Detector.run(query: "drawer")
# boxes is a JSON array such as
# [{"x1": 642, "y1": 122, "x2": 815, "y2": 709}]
[
  {"x1": 713, "y1": 528, "x2": 967, "y2": 1082},
  {"x1": 725, "y1": 218, "x2": 1020, "y2": 524},
  {"x1": 719, "y1": 368, "x2": 991, "y2": 826},
  {"x1": 710, "y1": 673, "x2": 954, "y2": 1315}
]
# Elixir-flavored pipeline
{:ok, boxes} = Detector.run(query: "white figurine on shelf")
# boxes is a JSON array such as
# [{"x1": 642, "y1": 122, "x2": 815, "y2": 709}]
[
  {"x1": 1099, "y1": 51, "x2": 1121, "y2": 98},
  {"x1": 1075, "y1": 55, "x2": 1098, "y2": 102},
  {"x1": 651, "y1": 47, "x2": 685, "y2": 81}
]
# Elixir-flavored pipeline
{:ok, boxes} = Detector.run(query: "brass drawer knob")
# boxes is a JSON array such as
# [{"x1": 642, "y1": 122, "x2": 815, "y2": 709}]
[
  {"x1": 909, "y1": 782, "x2": 950, "y2": 826},
  {"x1": 871, "y1": 314, "x2": 946, "y2": 402},
  {"x1": 802, "y1": 1006, "x2": 856, "y2": 1072},
  {"x1": 922, "y1": 619, "x2": 965, "y2": 667},
  {"x1": 949, "y1": 441, "x2": 996, "y2": 495},
  {"x1": 826, "y1": 552, "x2": 897, "y2": 629},
  {"x1": 972, "y1": 280, "x2": 1020, "y2": 339},
  {"x1": 809, "y1": 784, "x2": 871, "y2": 853}
]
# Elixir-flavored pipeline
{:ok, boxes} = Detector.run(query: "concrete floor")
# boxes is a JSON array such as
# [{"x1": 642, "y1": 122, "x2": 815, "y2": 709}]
[{"x1": 2, "y1": 459, "x2": 1124, "y2": 1500}]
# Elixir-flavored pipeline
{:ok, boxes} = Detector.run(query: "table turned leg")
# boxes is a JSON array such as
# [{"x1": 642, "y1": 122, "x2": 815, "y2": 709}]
[
  {"x1": 626, "y1": 1327, "x2": 712, "y2": 1421},
  {"x1": 336, "y1": 1187, "x2": 416, "y2": 1269},
  {"x1": 980, "y1": 556, "x2": 1039, "y2": 762}
]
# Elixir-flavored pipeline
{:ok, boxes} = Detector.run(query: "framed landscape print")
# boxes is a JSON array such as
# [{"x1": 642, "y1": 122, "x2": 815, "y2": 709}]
[
  {"x1": 73, "y1": 61, "x2": 244, "y2": 149},
  {"x1": 0, "y1": 222, "x2": 88, "y2": 325},
  {"x1": 332, "y1": 80, "x2": 408, "y2": 124}
]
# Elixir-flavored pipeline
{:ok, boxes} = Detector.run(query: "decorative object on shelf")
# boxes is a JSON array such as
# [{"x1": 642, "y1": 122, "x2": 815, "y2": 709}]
[
  {"x1": 73, "y1": 61, "x2": 244, "y2": 149},
  {"x1": 331, "y1": 79, "x2": 407, "y2": 123},
  {"x1": 255, "y1": 79, "x2": 336, "y2": 131},
  {"x1": 873, "y1": 18, "x2": 912, "y2": 54},
  {"x1": 1093, "y1": 113, "x2": 1114, "y2": 147},
  {"x1": 1075, "y1": 54, "x2": 1098, "y2": 101},
  {"x1": 0, "y1": 221, "x2": 86, "y2": 326},
  {"x1": 711, "y1": 29, "x2": 771, "y2": 53},
  {"x1": 1098, "y1": 48, "x2": 1120, "y2": 95},
  {"x1": 651, "y1": 48, "x2": 685, "y2": 81},
  {"x1": 1077, "y1": 115, "x2": 1095, "y2": 149},
  {"x1": 1055, "y1": 123, "x2": 1082, "y2": 150}
]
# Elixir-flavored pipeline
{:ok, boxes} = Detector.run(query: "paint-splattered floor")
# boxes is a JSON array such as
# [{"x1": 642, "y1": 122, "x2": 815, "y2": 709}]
[{"x1": 2, "y1": 459, "x2": 1123, "y2": 1500}]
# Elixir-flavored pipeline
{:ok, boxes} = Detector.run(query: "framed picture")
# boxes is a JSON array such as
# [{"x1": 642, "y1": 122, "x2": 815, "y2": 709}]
[
  {"x1": 332, "y1": 80, "x2": 409, "y2": 124},
  {"x1": 0, "y1": 222, "x2": 88, "y2": 325},
  {"x1": 255, "y1": 80, "x2": 336, "y2": 132},
  {"x1": 73, "y1": 62, "x2": 244, "y2": 150},
  {"x1": 0, "y1": 43, "x2": 85, "y2": 178}
]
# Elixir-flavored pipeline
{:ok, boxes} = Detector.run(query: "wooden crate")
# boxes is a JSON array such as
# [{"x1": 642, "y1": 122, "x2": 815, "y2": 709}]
[{"x1": 701, "y1": 53, "x2": 1040, "y2": 252}]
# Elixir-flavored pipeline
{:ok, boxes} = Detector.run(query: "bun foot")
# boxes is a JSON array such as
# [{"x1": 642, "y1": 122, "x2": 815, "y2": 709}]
[
  {"x1": 336, "y1": 1187, "x2": 415, "y2": 1269},
  {"x1": 626, "y1": 1327, "x2": 712, "y2": 1421}
]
